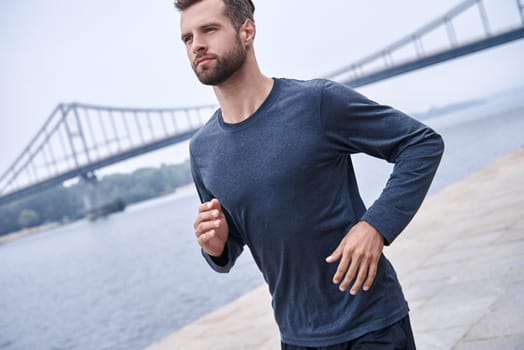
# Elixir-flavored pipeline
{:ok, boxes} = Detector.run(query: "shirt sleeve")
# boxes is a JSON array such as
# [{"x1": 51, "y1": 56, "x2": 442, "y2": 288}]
[
  {"x1": 190, "y1": 148, "x2": 245, "y2": 272},
  {"x1": 319, "y1": 79, "x2": 444, "y2": 244}
]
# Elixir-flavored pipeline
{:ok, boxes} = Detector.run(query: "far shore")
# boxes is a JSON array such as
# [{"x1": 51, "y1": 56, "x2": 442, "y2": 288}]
[
  {"x1": 0, "y1": 222, "x2": 61, "y2": 245},
  {"x1": 0, "y1": 184, "x2": 196, "y2": 246}
]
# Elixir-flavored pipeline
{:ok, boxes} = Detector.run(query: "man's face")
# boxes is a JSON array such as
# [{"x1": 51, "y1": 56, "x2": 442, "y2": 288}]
[{"x1": 180, "y1": 0, "x2": 246, "y2": 86}]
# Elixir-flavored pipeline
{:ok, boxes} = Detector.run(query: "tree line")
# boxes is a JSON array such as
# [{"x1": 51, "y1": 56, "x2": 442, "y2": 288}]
[{"x1": 0, "y1": 160, "x2": 193, "y2": 236}]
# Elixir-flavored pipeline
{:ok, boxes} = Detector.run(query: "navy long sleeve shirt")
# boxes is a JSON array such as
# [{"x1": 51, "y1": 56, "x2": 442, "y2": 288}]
[{"x1": 189, "y1": 78, "x2": 444, "y2": 346}]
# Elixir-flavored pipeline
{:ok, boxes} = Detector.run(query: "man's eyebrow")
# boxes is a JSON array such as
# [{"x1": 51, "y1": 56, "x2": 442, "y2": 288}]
[{"x1": 181, "y1": 22, "x2": 222, "y2": 39}]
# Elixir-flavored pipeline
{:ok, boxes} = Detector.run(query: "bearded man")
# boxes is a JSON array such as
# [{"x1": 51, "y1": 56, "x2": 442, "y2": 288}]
[{"x1": 177, "y1": 1, "x2": 444, "y2": 349}]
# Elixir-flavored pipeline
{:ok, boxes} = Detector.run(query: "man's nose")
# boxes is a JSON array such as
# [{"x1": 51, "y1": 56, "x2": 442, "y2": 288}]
[{"x1": 191, "y1": 35, "x2": 206, "y2": 54}]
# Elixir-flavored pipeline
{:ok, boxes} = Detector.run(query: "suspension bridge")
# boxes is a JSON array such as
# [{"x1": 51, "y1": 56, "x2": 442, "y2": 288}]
[{"x1": 1, "y1": 0, "x2": 523, "y2": 212}]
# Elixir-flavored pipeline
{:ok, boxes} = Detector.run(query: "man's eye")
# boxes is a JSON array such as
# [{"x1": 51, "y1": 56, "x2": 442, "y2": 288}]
[
  {"x1": 183, "y1": 36, "x2": 193, "y2": 44},
  {"x1": 204, "y1": 27, "x2": 216, "y2": 33}
]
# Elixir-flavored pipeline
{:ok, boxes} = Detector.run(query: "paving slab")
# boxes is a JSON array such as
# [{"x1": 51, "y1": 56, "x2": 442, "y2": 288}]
[
  {"x1": 145, "y1": 146, "x2": 524, "y2": 350},
  {"x1": 413, "y1": 327, "x2": 470, "y2": 350},
  {"x1": 453, "y1": 335, "x2": 524, "y2": 350}
]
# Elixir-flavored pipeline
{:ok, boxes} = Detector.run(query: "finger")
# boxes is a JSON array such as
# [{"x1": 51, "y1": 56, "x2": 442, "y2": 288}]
[
  {"x1": 349, "y1": 261, "x2": 369, "y2": 295},
  {"x1": 326, "y1": 246, "x2": 342, "y2": 263},
  {"x1": 339, "y1": 254, "x2": 361, "y2": 291},
  {"x1": 195, "y1": 220, "x2": 221, "y2": 237},
  {"x1": 197, "y1": 229, "x2": 215, "y2": 245},
  {"x1": 332, "y1": 249, "x2": 352, "y2": 285},
  {"x1": 209, "y1": 198, "x2": 221, "y2": 211},
  {"x1": 198, "y1": 199, "x2": 220, "y2": 213},
  {"x1": 363, "y1": 260, "x2": 378, "y2": 292},
  {"x1": 326, "y1": 237, "x2": 346, "y2": 263},
  {"x1": 193, "y1": 209, "x2": 220, "y2": 229},
  {"x1": 198, "y1": 201, "x2": 211, "y2": 212}
]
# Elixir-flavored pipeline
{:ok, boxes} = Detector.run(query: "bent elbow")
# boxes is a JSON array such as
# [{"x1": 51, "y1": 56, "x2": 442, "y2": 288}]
[{"x1": 434, "y1": 132, "x2": 445, "y2": 158}]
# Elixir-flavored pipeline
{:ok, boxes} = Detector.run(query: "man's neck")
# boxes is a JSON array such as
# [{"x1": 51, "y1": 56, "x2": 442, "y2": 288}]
[{"x1": 213, "y1": 63, "x2": 274, "y2": 124}]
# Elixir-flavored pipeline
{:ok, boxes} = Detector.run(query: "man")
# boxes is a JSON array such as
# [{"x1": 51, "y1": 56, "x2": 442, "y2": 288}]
[{"x1": 176, "y1": 0, "x2": 444, "y2": 349}]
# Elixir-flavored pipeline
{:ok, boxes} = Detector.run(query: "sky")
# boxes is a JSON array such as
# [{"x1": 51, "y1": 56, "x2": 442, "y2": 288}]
[{"x1": 1, "y1": 0, "x2": 523, "y2": 176}]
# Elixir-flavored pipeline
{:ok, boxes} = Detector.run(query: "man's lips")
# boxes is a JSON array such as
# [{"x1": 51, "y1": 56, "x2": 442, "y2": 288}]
[{"x1": 195, "y1": 56, "x2": 214, "y2": 67}]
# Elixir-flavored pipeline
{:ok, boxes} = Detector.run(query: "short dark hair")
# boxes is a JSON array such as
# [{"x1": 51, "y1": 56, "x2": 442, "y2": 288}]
[{"x1": 175, "y1": 0, "x2": 255, "y2": 30}]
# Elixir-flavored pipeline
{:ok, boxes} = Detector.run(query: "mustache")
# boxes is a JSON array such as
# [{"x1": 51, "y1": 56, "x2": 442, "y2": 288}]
[{"x1": 193, "y1": 53, "x2": 217, "y2": 66}]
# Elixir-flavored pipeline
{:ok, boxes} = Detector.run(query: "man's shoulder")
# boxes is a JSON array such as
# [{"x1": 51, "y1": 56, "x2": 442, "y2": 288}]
[
  {"x1": 271, "y1": 78, "x2": 332, "y2": 107},
  {"x1": 277, "y1": 77, "x2": 327, "y2": 92},
  {"x1": 276, "y1": 78, "x2": 359, "y2": 102},
  {"x1": 189, "y1": 109, "x2": 220, "y2": 152},
  {"x1": 278, "y1": 77, "x2": 360, "y2": 95}
]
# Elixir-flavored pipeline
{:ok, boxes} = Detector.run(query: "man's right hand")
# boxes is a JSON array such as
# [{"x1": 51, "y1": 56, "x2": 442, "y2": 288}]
[{"x1": 193, "y1": 198, "x2": 229, "y2": 257}]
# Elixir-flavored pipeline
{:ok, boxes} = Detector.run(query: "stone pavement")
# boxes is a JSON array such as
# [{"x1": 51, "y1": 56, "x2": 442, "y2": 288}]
[{"x1": 146, "y1": 146, "x2": 524, "y2": 350}]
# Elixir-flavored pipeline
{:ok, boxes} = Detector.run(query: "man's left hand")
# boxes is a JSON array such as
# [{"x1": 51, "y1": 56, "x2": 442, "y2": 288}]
[{"x1": 326, "y1": 221, "x2": 384, "y2": 295}]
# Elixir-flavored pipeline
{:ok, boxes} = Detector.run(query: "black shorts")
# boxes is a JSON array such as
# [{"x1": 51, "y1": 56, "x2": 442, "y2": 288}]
[{"x1": 281, "y1": 315, "x2": 416, "y2": 350}]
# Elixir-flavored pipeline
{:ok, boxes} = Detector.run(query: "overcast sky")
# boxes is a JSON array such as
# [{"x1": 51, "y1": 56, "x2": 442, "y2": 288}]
[{"x1": 1, "y1": 0, "x2": 523, "y2": 175}]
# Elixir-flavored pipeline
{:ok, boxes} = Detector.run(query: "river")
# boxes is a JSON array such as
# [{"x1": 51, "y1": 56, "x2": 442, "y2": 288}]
[{"x1": 1, "y1": 90, "x2": 523, "y2": 350}]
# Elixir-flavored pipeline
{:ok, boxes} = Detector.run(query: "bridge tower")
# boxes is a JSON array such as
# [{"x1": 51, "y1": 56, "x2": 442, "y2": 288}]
[
  {"x1": 519, "y1": 0, "x2": 524, "y2": 24},
  {"x1": 80, "y1": 171, "x2": 107, "y2": 220}
]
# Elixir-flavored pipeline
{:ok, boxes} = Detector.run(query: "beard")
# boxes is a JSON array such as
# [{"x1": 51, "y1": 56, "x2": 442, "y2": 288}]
[{"x1": 192, "y1": 35, "x2": 246, "y2": 86}]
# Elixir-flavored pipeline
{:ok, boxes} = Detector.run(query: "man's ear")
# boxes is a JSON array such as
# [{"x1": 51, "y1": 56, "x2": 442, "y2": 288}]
[{"x1": 239, "y1": 19, "x2": 256, "y2": 46}]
